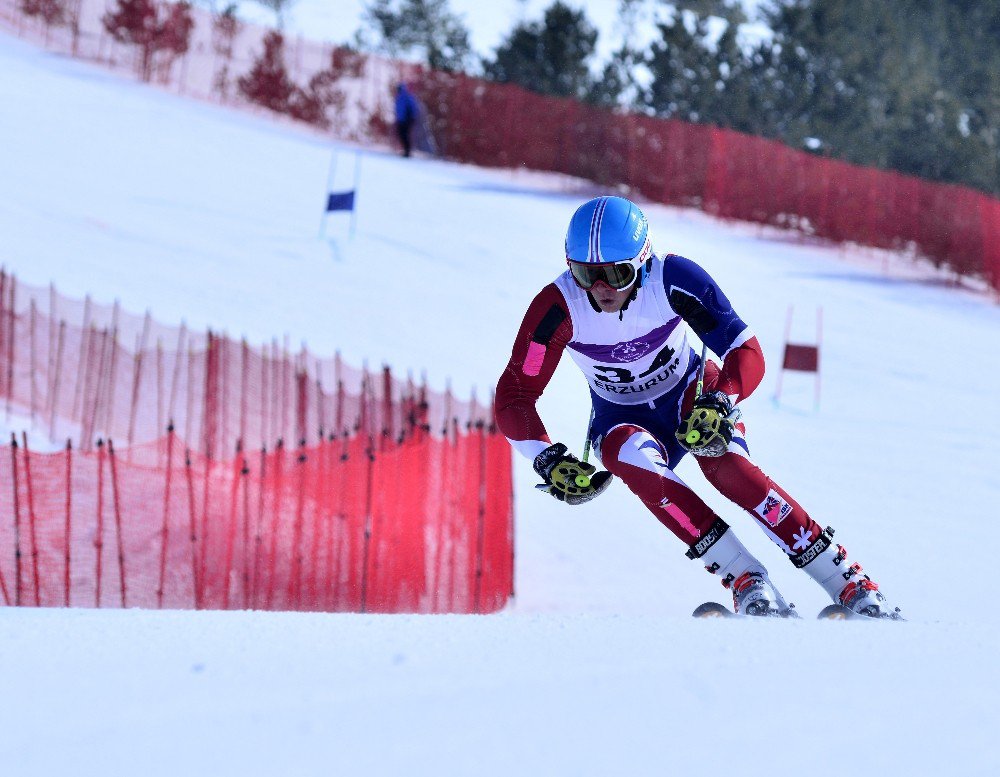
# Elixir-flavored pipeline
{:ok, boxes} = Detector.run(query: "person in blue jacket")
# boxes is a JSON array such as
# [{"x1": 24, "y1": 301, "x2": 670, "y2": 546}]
[{"x1": 394, "y1": 83, "x2": 418, "y2": 158}]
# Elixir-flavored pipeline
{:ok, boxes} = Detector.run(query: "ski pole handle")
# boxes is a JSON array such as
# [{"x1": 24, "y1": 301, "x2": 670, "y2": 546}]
[{"x1": 683, "y1": 342, "x2": 711, "y2": 446}]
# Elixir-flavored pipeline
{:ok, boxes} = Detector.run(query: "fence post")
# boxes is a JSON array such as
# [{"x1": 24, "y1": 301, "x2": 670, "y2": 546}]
[
  {"x1": 49, "y1": 320, "x2": 66, "y2": 441},
  {"x1": 240, "y1": 338, "x2": 249, "y2": 449},
  {"x1": 288, "y1": 441, "x2": 307, "y2": 607},
  {"x1": 5, "y1": 276, "x2": 16, "y2": 421},
  {"x1": 127, "y1": 311, "x2": 151, "y2": 451},
  {"x1": 78, "y1": 326, "x2": 96, "y2": 450},
  {"x1": 107, "y1": 440, "x2": 127, "y2": 608},
  {"x1": 63, "y1": 439, "x2": 72, "y2": 607},
  {"x1": 156, "y1": 424, "x2": 176, "y2": 609},
  {"x1": 0, "y1": 271, "x2": 7, "y2": 407},
  {"x1": 240, "y1": 449, "x2": 251, "y2": 609},
  {"x1": 221, "y1": 440, "x2": 242, "y2": 610},
  {"x1": 10, "y1": 434, "x2": 23, "y2": 605},
  {"x1": 104, "y1": 322, "x2": 121, "y2": 438},
  {"x1": 473, "y1": 417, "x2": 488, "y2": 614},
  {"x1": 264, "y1": 439, "x2": 286, "y2": 610},
  {"x1": 168, "y1": 322, "x2": 186, "y2": 434},
  {"x1": 20, "y1": 432, "x2": 41, "y2": 606},
  {"x1": 359, "y1": 372, "x2": 376, "y2": 613},
  {"x1": 29, "y1": 299, "x2": 37, "y2": 425},
  {"x1": 184, "y1": 448, "x2": 201, "y2": 609},
  {"x1": 0, "y1": 445, "x2": 9, "y2": 604},
  {"x1": 251, "y1": 445, "x2": 267, "y2": 608},
  {"x1": 94, "y1": 439, "x2": 105, "y2": 607}
]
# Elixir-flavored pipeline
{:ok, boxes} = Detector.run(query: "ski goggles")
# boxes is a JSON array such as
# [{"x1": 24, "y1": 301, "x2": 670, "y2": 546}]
[{"x1": 567, "y1": 259, "x2": 638, "y2": 291}]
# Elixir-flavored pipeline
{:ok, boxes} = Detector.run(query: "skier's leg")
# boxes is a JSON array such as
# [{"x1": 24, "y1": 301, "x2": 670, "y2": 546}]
[
  {"x1": 696, "y1": 444, "x2": 823, "y2": 556},
  {"x1": 696, "y1": 439, "x2": 897, "y2": 616},
  {"x1": 598, "y1": 423, "x2": 788, "y2": 614},
  {"x1": 788, "y1": 528, "x2": 899, "y2": 618},
  {"x1": 598, "y1": 423, "x2": 717, "y2": 544}
]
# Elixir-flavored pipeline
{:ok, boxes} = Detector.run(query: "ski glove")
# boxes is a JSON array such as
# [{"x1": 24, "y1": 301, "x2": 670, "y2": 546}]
[
  {"x1": 533, "y1": 442, "x2": 613, "y2": 505},
  {"x1": 675, "y1": 391, "x2": 742, "y2": 457}
]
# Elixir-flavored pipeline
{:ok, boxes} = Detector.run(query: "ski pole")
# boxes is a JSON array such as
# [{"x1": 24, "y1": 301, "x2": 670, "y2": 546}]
[
  {"x1": 684, "y1": 342, "x2": 709, "y2": 446},
  {"x1": 575, "y1": 407, "x2": 596, "y2": 488}
]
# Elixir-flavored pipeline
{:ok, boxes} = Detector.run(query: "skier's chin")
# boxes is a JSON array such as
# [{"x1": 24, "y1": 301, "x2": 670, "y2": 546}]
[{"x1": 589, "y1": 282, "x2": 633, "y2": 313}]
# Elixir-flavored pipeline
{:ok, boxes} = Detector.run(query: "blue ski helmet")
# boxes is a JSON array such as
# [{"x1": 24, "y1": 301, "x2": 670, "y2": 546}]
[{"x1": 565, "y1": 196, "x2": 652, "y2": 289}]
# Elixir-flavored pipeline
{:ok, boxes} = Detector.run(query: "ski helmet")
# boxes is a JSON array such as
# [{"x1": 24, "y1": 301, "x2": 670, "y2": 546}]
[{"x1": 565, "y1": 196, "x2": 653, "y2": 290}]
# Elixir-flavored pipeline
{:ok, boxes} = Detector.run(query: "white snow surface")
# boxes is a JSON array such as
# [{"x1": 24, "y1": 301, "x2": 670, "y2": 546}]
[{"x1": 2, "y1": 31, "x2": 1000, "y2": 777}]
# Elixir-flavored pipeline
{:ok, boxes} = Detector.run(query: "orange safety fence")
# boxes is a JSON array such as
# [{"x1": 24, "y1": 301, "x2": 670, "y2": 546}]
[{"x1": 0, "y1": 272, "x2": 515, "y2": 613}]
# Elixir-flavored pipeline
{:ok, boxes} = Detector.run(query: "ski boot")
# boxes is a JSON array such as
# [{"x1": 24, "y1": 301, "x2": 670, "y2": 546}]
[
  {"x1": 838, "y1": 578, "x2": 895, "y2": 618},
  {"x1": 794, "y1": 527, "x2": 903, "y2": 620},
  {"x1": 729, "y1": 570, "x2": 783, "y2": 616},
  {"x1": 687, "y1": 518, "x2": 795, "y2": 617}
]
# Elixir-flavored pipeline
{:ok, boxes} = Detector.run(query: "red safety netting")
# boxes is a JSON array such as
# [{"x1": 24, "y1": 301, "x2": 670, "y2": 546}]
[
  {"x1": 415, "y1": 74, "x2": 1000, "y2": 294},
  {"x1": 0, "y1": 429, "x2": 513, "y2": 613},
  {"x1": 0, "y1": 272, "x2": 515, "y2": 613},
  {"x1": 0, "y1": 271, "x2": 493, "y2": 455}
]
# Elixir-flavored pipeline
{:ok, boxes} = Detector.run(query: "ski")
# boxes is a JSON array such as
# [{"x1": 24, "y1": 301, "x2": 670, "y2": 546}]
[
  {"x1": 817, "y1": 604, "x2": 906, "y2": 621},
  {"x1": 817, "y1": 604, "x2": 860, "y2": 620},
  {"x1": 691, "y1": 601, "x2": 802, "y2": 619},
  {"x1": 694, "y1": 601, "x2": 905, "y2": 621},
  {"x1": 692, "y1": 601, "x2": 735, "y2": 618}
]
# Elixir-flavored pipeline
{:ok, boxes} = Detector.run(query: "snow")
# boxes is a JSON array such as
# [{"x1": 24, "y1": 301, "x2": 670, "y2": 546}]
[{"x1": 2, "y1": 28, "x2": 1000, "y2": 777}]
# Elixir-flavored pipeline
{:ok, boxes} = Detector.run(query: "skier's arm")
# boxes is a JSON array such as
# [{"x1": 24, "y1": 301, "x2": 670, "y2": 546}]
[
  {"x1": 663, "y1": 255, "x2": 765, "y2": 402},
  {"x1": 495, "y1": 284, "x2": 573, "y2": 460}
]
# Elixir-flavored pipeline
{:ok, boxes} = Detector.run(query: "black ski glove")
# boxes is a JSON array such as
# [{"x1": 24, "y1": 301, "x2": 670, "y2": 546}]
[{"x1": 533, "y1": 442, "x2": 613, "y2": 505}]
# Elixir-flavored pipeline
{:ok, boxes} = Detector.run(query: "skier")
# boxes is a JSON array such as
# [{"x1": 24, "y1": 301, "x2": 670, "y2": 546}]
[{"x1": 495, "y1": 195, "x2": 899, "y2": 618}]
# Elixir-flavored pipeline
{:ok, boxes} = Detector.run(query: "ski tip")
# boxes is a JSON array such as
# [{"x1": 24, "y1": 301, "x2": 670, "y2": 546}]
[
  {"x1": 692, "y1": 601, "x2": 735, "y2": 618},
  {"x1": 817, "y1": 604, "x2": 857, "y2": 620}
]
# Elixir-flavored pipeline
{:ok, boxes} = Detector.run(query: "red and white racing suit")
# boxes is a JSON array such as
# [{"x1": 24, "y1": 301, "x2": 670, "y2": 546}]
[{"x1": 495, "y1": 253, "x2": 825, "y2": 559}]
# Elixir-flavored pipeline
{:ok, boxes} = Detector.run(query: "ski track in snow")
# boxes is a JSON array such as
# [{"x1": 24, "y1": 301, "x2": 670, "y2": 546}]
[{"x1": 1, "y1": 30, "x2": 999, "y2": 777}]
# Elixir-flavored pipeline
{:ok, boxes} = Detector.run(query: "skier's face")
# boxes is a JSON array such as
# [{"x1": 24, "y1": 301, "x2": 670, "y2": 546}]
[{"x1": 590, "y1": 279, "x2": 634, "y2": 313}]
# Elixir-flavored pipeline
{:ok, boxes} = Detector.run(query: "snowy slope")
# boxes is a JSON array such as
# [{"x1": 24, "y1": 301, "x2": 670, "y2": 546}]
[{"x1": 2, "y1": 30, "x2": 1000, "y2": 777}]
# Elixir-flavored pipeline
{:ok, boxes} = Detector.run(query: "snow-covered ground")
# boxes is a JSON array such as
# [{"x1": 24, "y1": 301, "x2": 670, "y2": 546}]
[{"x1": 2, "y1": 30, "x2": 1000, "y2": 777}]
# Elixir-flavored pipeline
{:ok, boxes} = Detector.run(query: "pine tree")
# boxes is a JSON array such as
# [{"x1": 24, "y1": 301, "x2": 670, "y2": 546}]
[
  {"x1": 632, "y1": 0, "x2": 998, "y2": 194},
  {"x1": 642, "y1": 11, "x2": 722, "y2": 123},
  {"x1": 757, "y1": 0, "x2": 999, "y2": 193},
  {"x1": 359, "y1": 0, "x2": 471, "y2": 73},
  {"x1": 483, "y1": 1, "x2": 598, "y2": 100}
]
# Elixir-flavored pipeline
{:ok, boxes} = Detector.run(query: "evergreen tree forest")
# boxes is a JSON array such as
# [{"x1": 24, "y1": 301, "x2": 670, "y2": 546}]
[{"x1": 359, "y1": 0, "x2": 999, "y2": 196}]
